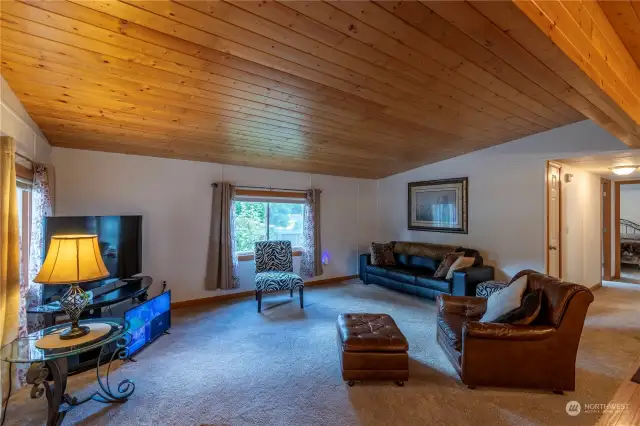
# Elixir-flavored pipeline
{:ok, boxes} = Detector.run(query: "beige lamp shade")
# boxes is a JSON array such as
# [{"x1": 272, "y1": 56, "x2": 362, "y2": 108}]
[{"x1": 34, "y1": 235, "x2": 110, "y2": 284}]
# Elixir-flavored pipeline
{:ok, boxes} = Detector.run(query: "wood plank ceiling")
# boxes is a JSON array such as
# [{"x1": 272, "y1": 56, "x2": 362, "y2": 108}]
[
  {"x1": 0, "y1": 1, "x2": 636, "y2": 178},
  {"x1": 600, "y1": 1, "x2": 640, "y2": 68}
]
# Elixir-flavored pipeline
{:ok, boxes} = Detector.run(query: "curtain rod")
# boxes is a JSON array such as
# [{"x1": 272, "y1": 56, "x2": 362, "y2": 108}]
[
  {"x1": 15, "y1": 152, "x2": 35, "y2": 165},
  {"x1": 211, "y1": 183, "x2": 321, "y2": 193}
]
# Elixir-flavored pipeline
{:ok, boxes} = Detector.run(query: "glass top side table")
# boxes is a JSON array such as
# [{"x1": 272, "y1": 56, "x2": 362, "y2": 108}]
[{"x1": 1, "y1": 318, "x2": 135, "y2": 426}]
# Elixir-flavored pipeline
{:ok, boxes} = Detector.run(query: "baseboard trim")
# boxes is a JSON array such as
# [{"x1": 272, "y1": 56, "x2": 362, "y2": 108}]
[
  {"x1": 171, "y1": 275, "x2": 357, "y2": 309},
  {"x1": 590, "y1": 281, "x2": 603, "y2": 291}
]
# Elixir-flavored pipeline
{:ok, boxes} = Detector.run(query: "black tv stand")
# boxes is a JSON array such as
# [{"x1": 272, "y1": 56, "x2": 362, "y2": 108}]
[{"x1": 27, "y1": 276, "x2": 153, "y2": 375}]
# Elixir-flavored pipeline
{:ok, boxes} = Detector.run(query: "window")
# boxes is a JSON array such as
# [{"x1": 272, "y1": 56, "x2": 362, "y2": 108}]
[
  {"x1": 234, "y1": 198, "x2": 305, "y2": 258},
  {"x1": 16, "y1": 181, "x2": 32, "y2": 283}
]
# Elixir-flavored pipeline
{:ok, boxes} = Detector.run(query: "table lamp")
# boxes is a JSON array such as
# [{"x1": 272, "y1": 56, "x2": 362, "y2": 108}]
[{"x1": 34, "y1": 235, "x2": 110, "y2": 340}]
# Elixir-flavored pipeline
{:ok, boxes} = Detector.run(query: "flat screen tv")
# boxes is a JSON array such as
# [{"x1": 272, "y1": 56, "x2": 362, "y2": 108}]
[
  {"x1": 125, "y1": 291, "x2": 171, "y2": 356},
  {"x1": 43, "y1": 215, "x2": 142, "y2": 302}
]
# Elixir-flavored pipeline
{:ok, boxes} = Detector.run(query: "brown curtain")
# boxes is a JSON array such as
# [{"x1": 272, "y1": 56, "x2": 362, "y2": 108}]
[
  {"x1": 300, "y1": 189, "x2": 323, "y2": 277},
  {"x1": 0, "y1": 137, "x2": 21, "y2": 414},
  {"x1": 205, "y1": 182, "x2": 239, "y2": 290}
]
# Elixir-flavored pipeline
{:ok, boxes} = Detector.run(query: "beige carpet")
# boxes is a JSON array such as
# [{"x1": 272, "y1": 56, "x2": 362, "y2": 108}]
[{"x1": 4, "y1": 279, "x2": 640, "y2": 426}]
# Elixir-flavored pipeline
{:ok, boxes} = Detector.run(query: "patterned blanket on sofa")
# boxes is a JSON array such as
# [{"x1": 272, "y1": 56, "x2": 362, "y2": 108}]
[{"x1": 621, "y1": 234, "x2": 640, "y2": 265}]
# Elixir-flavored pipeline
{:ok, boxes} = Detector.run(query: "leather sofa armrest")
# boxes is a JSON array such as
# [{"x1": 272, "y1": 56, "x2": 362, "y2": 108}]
[
  {"x1": 463, "y1": 322, "x2": 556, "y2": 341},
  {"x1": 437, "y1": 294, "x2": 487, "y2": 318},
  {"x1": 359, "y1": 253, "x2": 371, "y2": 283},
  {"x1": 451, "y1": 265, "x2": 495, "y2": 296}
]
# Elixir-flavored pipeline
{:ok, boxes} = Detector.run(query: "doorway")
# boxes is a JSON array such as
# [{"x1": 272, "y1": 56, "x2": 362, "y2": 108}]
[
  {"x1": 602, "y1": 178, "x2": 612, "y2": 281},
  {"x1": 614, "y1": 180, "x2": 640, "y2": 283},
  {"x1": 547, "y1": 161, "x2": 562, "y2": 278}
]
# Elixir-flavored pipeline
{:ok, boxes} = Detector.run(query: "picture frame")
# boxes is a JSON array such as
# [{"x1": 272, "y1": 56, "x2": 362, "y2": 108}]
[{"x1": 408, "y1": 178, "x2": 468, "y2": 233}]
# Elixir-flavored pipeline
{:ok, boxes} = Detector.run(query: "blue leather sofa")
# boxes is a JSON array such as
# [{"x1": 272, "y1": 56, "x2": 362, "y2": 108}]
[{"x1": 359, "y1": 241, "x2": 494, "y2": 299}]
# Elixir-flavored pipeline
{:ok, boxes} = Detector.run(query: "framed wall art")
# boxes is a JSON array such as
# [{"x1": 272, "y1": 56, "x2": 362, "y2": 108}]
[{"x1": 408, "y1": 178, "x2": 468, "y2": 233}]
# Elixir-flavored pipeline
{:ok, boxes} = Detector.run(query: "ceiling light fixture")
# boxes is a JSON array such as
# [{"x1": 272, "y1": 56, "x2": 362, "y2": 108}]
[{"x1": 611, "y1": 165, "x2": 639, "y2": 176}]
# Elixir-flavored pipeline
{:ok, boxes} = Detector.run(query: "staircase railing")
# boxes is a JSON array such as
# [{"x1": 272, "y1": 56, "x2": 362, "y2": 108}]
[{"x1": 621, "y1": 219, "x2": 640, "y2": 234}]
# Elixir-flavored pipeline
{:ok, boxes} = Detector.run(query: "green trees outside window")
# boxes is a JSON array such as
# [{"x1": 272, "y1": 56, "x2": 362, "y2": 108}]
[{"x1": 235, "y1": 201, "x2": 304, "y2": 253}]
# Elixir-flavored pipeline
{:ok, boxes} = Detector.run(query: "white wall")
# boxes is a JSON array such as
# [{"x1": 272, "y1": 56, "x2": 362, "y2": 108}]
[
  {"x1": 377, "y1": 120, "x2": 627, "y2": 283},
  {"x1": 52, "y1": 148, "x2": 378, "y2": 303},
  {"x1": 560, "y1": 164, "x2": 602, "y2": 287},
  {"x1": 620, "y1": 185, "x2": 640, "y2": 226},
  {"x1": 0, "y1": 76, "x2": 51, "y2": 162}
]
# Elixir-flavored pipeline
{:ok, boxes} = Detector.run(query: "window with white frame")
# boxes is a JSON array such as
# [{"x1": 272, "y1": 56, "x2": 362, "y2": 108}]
[
  {"x1": 234, "y1": 196, "x2": 305, "y2": 256},
  {"x1": 16, "y1": 177, "x2": 32, "y2": 282}
]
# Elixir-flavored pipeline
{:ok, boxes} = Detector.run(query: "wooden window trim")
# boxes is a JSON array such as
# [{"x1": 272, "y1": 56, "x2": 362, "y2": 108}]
[
  {"x1": 238, "y1": 250, "x2": 303, "y2": 262},
  {"x1": 19, "y1": 189, "x2": 31, "y2": 284},
  {"x1": 16, "y1": 163, "x2": 34, "y2": 181},
  {"x1": 235, "y1": 189, "x2": 306, "y2": 199}
]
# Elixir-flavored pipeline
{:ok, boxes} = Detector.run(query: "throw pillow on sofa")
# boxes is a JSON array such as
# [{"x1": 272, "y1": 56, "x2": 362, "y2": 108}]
[
  {"x1": 494, "y1": 289, "x2": 543, "y2": 325},
  {"x1": 480, "y1": 275, "x2": 528, "y2": 323},
  {"x1": 434, "y1": 251, "x2": 464, "y2": 278},
  {"x1": 445, "y1": 256, "x2": 476, "y2": 280},
  {"x1": 370, "y1": 242, "x2": 396, "y2": 266}
]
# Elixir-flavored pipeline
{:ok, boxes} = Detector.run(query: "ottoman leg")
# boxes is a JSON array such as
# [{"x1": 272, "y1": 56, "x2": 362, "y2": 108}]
[
  {"x1": 347, "y1": 380, "x2": 355, "y2": 387},
  {"x1": 257, "y1": 291, "x2": 263, "y2": 313}
]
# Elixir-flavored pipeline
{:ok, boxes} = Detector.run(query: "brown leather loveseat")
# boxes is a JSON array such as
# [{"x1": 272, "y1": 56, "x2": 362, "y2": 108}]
[{"x1": 436, "y1": 270, "x2": 594, "y2": 392}]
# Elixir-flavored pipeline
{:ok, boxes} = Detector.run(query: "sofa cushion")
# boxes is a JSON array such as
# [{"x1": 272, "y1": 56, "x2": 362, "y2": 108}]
[
  {"x1": 437, "y1": 312, "x2": 472, "y2": 351},
  {"x1": 255, "y1": 271, "x2": 304, "y2": 292},
  {"x1": 407, "y1": 255, "x2": 439, "y2": 272},
  {"x1": 370, "y1": 242, "x2": 396, "y2": 266},
  {"x1": 456, "y1": 247, "x2": 482, "y2": 266},
  {"x1": 480, "y1": 275, "x2": 528, "y2": 323},
  {"x1": 366, "y1": 264, "x2": 389, "y2": 277},
  {"x1": 445, "y1": 256, "x2": 477, "y2": 280},
  {"x1": 393, "y1": 242, "x2": 459, "y2": 259},
  {"x1": 493, "y1": 289, "x2": 542, "y2": 325},
  {"x1": 434, "y1": 251, "x2": 464, "y2": 278},
  {"x1": 386, "y1": 268, "x2": 418, "y2": 285},
  {"x1": 416, "y1": 275, "x2": 451, "y2": 293},
  {"x1": 394, "y1": 252, "x2": 409, "y2": 267}
]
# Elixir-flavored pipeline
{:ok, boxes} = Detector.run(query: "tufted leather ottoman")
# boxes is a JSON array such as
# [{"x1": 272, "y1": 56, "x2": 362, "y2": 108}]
[{"x1": 336, "y1": 313, "x2": 409, "y2": 386}]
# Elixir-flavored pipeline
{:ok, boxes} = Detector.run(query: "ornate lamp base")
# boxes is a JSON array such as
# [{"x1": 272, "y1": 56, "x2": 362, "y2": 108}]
[
  {"x1": 59, "y1": 283, "x2": 91, "y2": 340},
  {"x1": 59, "y1": 324, "x2": 90, "y2": 340}
]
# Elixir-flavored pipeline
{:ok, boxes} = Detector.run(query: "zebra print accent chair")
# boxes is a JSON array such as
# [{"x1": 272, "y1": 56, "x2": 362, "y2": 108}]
[{"x1": 254, "y1": 241, "x2": 304, "y2": 313}]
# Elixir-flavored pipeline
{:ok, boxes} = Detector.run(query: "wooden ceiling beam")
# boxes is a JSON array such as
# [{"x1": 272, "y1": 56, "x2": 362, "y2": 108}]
[
  {"x1": 512, "y1": 0, "x2": 640, "y2": 138},
  {"x1": 470, "y1": 0, "x2": 640, "y2": 147},
  {"x1": 599, "y1": 1, "x2": 640, "y2": 69}
]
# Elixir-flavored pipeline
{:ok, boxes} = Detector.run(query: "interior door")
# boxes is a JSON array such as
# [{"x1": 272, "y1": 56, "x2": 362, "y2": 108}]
[
  {"x1": 547, "y1": 162, "x2": 561, "y2": 278},
  {"x1": 602, "y1": 179, "x2": 612, "y2": 281}
]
